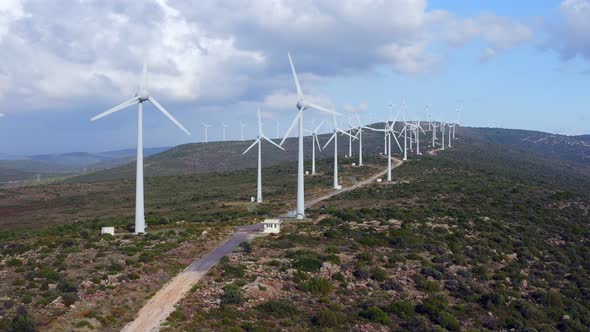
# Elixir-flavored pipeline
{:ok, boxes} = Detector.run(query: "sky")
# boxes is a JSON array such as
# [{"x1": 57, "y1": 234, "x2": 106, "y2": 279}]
[{"x1": 0, "y1": 0, "x2": 589, "y2": 155}]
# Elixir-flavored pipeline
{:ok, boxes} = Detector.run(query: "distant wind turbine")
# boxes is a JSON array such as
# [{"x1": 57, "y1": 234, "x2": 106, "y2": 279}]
[
  {"x1": 243, "y1": 107, "x2": 284, "y2": 203},
  {"x1": 222, "y1": 122, "x2": 229, "y2": 141},
  {"x1": 90, "y1": 61, "x2": 191, "y2": 234},
  {"x1": 304, "y1": 120, "x2": 324, "y2": 175},
  {"x1": 365, "y1": 113, "x2": 402, "y2": 181},
  {"x1": 201, "y1": 122, "x2": 212, "y2": 143},
  {"x1": 280, "y1": 53, "x2": 340, "y2": 219},
  {"x1": 240, "y1": 122, "x2": 248, "y2": 141},
  {"x1": 323, "y1": 115, "x2": 354, "y2": 190}
]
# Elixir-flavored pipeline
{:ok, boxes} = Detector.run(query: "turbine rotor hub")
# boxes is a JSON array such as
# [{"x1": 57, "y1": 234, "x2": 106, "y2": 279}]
[
  {"x1": 296, "y1": 100, "x2": 305, "y2": 110},
  {"x1": 136, "y1": 90, "x2": 149, "y2": 102}
]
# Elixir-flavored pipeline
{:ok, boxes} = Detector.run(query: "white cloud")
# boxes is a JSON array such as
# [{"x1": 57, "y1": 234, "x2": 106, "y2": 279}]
[
  {"x1": 544, "y1": 0, "x2": 590, "y2": 60},
  {"x1": 0, "y1": 0, "x2": 534, "y2": 113}
]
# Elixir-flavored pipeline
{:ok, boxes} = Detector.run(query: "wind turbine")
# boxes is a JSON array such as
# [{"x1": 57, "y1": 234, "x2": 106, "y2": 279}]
[
  {"x1": 222, "y1": 122, "x2": 229, "y2": 141},
  {"x1": 440, "y1": 122, "x2": 447, "y2": 150},
  {"x1": 412, "y1": 121, "x2": 426, "y2": 155},
  {"x1": 426, "y1": 105, "x2": 431, "y2": 131},
  {"x1": 90, "y1": 61, "x2": 191, "y2": 234},
  {"x1": 304, "y1": 120, "x2": 324, "y2": 175},
  {"x1": 432, "y1": 120, "x2": 438, "y2": 148},
  {"x1": 201, "y1": 122, "x2": 212, "y2": 143},
  {"x1": 365, "y1": 113, "x2": 402, "y2": 181},
  {"x1": 240, "y1": 122, "x2": 248, "y2": 141},
  {"x1": 353, "y1": 113, "x2": 365, "y2": 166},
  {"x1": 448, "y1": 122, "x2": 454, "y2": 147},
  {"x1": 243, "y1": 107, "x2": 284, "y2": 203},
  {"x1": 398, "y1": 122, "x2": 411, "y2": 161},
  {"x1": 280, "y1": 53, "x2": 339, "y2": 219},
  {"x1": 323, "y1": 115, "x2": 354, "y2": 190}
]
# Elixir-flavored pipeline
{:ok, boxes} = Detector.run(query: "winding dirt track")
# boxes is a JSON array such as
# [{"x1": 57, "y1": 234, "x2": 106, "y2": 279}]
[{"x1": 123, "y1": 155, "x2": 414, "y2": 331}]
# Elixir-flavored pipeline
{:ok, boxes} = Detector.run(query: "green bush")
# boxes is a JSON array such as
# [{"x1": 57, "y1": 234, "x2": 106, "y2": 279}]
[
  {"x1": 436, "y1": 311, "x2": 460, "y2": 331},
  {"x1": 313, "y1": 309, "x2": 345, "y2": 327},
  {"x1": 360, "y1": 306, "x2": 389, "y2": 324},
  {"x1": 222, "y1": 263, "x2": 246, "y2": 278},
  {"x1": 221, "y1": 284, "x2": 245, "y2": 306},
  {"x1": 387, "y1": 300, "x2": 415, "y2": 320},
  {"x1": 256, "y1": 299, "x2": 297, "y2": 318},
  {"x1": 10, "y1": 306, "x2": 36, "y2": 332},
  {"x1": 62, "y1": 293, "x2": 78, "y2": 306},
  {"x1": 298, "y1": 278, "x2": 333, "y2": 295},
  {"x1": 7, "y1": 258, "x2": 23, "y2": 267}
]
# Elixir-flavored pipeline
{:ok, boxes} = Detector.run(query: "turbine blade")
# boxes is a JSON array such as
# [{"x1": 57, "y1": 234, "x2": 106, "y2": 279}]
[
  {"x1": 315, "y1": 135, "x2": 322, "y2": 151},
  {"x1": 323, "y1": 132, "x2": 336, "y2": 150},
  {"x1": 280, "y1": 110, "x2": 303, "y2": 146},
  {"x1": 308, "y1": 102, "x2": 341, "y2": 115},
  {"x1": 314, "y1": 120, "x2": 324, "y2": 133},
  {"x1": 339, "y1": 129, "x2": 355, "y2": 139},
  {"x1": 91, "y1": 97, "x2": 139, "y2": 121},
  {"x1": 242, "y1": 139, "x2": 260, "y2": 155},
  {"x1": 392, "y1": 132, "x2": 403, "y2": 152},
  {"x1": 148, "y1": 96, "x2": 191, "y2": 136},
  {"x1": 288, "y1": 52, "x2": 304, "y2": 100},
  {"x1": 263, "y1": 136, "x2": 285, "y2": 150}
]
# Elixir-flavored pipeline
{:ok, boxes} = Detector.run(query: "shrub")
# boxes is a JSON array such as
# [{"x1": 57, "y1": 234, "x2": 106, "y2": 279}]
[
  {"x1": 10, "y1": 306, "x2": 36, "y2": 332},
  {"x1": 58, "y1": 279, "x2": 78, "y2": 293},
  {"x1": 62, "y1": 293, "x2": 78, "y2": 306},
  {"x1": 239, "y1": 242, "x2": 252, "y2": 254},
  {"x1": 436, "y1": 311, "x2": 460, "y2": 331},
  {"x1": 7, "y1": 258, "x2": 23, "y2": 267},
  {"x1": 313, "y1": 309, "x2": 345, "y2": 327},
  {"x1": 222, "y1": 263, "x2": 246, "y2": 278},
  {"x1": 256, "y1": 299, "x2": 297, "y2": 318},
  {"x1": 387, "y1": 300, "x2": 415, "y2": 319},
  {"x1": 360, "y1": 306, "x2": 389, "y2": 324},
  {"x1": 371, "y1": 268, "x2": 387, "y2": 282},
  {"x1": 298, "y1": 278, "x2": 333, "y2": 295},
  {"x1": 221, "y1": 284, "x2": 245, "y2": 306}
]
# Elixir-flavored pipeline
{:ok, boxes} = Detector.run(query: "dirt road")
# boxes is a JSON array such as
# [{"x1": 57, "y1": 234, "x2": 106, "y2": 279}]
[{"x1": 122, "y1": 230, "x2": 253, "y2": 332}]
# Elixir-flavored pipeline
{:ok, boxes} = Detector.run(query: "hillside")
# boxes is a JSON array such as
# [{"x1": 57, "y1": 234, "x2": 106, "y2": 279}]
[
  {"x1": 164, "y1": 135, "x2": 590, "y2": 331},
  {"x1": 0, "y1": 127, "x2": 589, "y2": 331},
  {"x1": 462, "y1": 127, "x2": 590, "y2": 166}
]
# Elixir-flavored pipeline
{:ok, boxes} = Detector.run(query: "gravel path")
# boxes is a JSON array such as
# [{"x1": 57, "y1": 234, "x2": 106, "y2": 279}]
[{"x1": 122, "y1": 230, "x2": 253, "y2": 332}]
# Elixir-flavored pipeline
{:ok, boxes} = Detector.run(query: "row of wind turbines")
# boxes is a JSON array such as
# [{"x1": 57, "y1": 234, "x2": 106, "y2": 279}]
[{"x1": 89, "y1": 53, "x2": 460, "y2": 234}]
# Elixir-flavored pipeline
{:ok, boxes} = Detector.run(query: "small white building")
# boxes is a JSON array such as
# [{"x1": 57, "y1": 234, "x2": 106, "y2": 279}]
[
  {"x1": 262, "y1": 219, "x2": 281, "y2": 234},
  {"x1": 101, "y1": 227, "x2": 115, "y2": 236}
]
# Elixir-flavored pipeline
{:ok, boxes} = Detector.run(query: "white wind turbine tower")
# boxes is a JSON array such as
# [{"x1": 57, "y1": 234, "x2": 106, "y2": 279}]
[
  {"x1": 398, "y1": 121, "x2": 411, "y2": 161},
  {"x1": 365, "y1": 113, "x2": 402, "y2": 181},
  {"x1": 222, "y1": 123, "x2": 229, "y2": 141},
  {"x1": 426, "y1": 105, "x2": 431, "y2": 131},
  {"x1": 281, "y1": 53, "x2": 339, "y2": 219},
  {"x1": 347, "y1": 116, "x2": 355, "y2": 157},
  {"x1": 413, "y1": 121, "x2": 426, "y2": 155},
  {"x1": 201, "y1": 122, "x2": 212, "y2": 143},
  {"x1": 448, "y1": 122, "x2": 454, "y2": 147},
  {"x1": 432, "y1": 120, "x2": 438, "y2": 148},
  {"x1": 353, "y1": 113, "x2": 365, "y2": 166},
  {"x1": 240, "y1": 122, "x2": 248, "y2": 141},
  {"x1": 243, "y1": 107, "x2": 284, "y2": 203},
  {"x1": 440, "y1": 121, "x2": 447, "y2": 150},
  {"x1": 323, "y1": 115, "x2": 354, "y2": 190},
  {"x1": 90, "y1": 62, "x2": 191, "y2": 234},
  {"x1": 304, "y1": 120, "x2": 324, "y2": 175}
]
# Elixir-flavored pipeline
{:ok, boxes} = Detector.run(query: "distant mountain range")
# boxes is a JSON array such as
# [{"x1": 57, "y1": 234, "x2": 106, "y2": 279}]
[
  {"x1": 0, "y1": 147, "x2": 169, "y2": 183},
  {"x1": 2, "y1": 126, "x2": 589, "y2": 185}
]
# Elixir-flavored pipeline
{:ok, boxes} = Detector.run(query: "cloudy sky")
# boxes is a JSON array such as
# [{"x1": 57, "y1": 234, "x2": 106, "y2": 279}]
[{"x1": 0, "y1": 0, "x2": 589, "y2": 155}]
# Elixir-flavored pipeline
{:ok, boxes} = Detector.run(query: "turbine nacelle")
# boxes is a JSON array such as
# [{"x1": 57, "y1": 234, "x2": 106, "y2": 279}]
[
  {"x1": 136, "y1": 90, "x2": 150, "y2": 102},
  {"x1": 296, "y1": 100, "x2": 306, "y2": 110}
]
